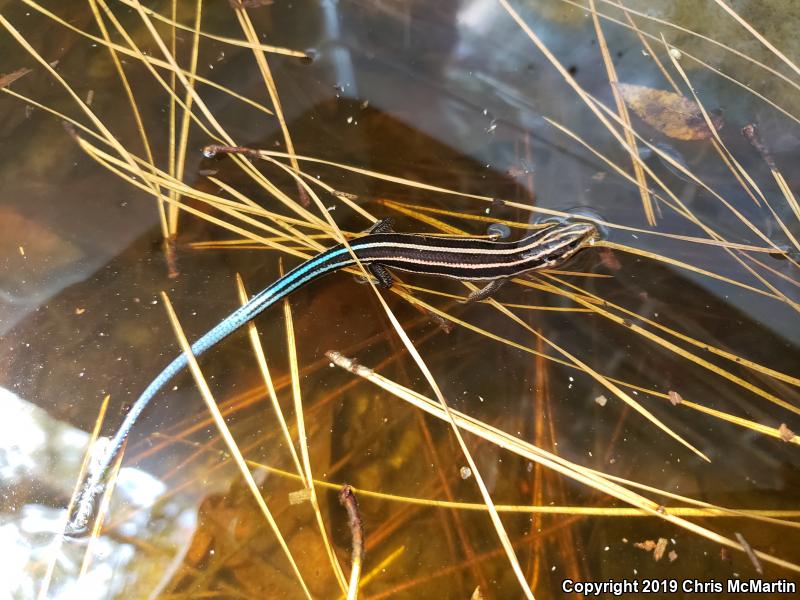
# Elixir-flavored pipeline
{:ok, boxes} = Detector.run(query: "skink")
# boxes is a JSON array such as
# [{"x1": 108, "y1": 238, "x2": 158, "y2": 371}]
[{"x1": 67, "y1": 216, "x2": 597, "y2": 534}]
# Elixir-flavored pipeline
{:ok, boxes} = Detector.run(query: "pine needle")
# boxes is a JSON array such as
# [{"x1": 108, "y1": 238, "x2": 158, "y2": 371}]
[{"x1": 160, "y1": 292, "x2": 313, "y2": 599}]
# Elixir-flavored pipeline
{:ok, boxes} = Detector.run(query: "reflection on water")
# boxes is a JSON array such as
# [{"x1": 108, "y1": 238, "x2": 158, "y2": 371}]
[
  {"x1": 0, "y1": 387, "x2": 174, "y2": 598},
  {"x1": 0, "y1": 0, "x2": 799, "y2": 598}
]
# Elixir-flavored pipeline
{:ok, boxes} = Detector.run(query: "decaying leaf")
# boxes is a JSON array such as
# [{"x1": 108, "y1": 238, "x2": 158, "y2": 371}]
[
  {"x1": 668, "y1": 390, "x2": 683, "y2": 406},
  {"x1": 288, "y1": 488, "x2": 312, "y2": 505},
  {"x1": 634, "y1": 539, "x2": 657, "y2": 552},
  {"x1": 471, "y1": 586, "x2": 486, "y2": 600},
  {"x1": 0, "y1": 67, "x2": 32, "y2": 89},
  {"x1": 653, "y1": 537, "x2": 668, "y2": 561},
  {"x1": 616, "y1": 83, "x2": 723, "y2": 141},
  {"x1": 778, "y1": 423, "x2": 796, "y2": 442}
]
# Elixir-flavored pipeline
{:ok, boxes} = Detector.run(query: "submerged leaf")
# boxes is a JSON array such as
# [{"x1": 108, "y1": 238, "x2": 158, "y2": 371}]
[
  {"x1": 653, "y1": 537, "x2": 669, "y2": 561},
  {"x1": 616, "y1": 83, "x2": 722, "y2": 141},
  {"x1": 0, "y1": 67, "x2": 31, "y2": 89},
  {"x1": 634, "y1": 539, "x2": 657, "y2": 551},
  {"x1": 779, "y1": 423, "x2": 796, "y2": 442}
]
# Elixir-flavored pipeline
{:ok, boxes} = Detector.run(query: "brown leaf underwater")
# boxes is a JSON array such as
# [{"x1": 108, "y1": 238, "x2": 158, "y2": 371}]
[
  {"x1": 616, "y1": 83, "x2": 723, "y2": 141},
  {"x1": 0, "y1": 67, "x2": 32, "y2": 89}
]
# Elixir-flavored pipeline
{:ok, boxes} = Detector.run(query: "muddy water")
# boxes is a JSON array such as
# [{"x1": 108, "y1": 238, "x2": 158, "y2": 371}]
[{"x1": 0, "y1": 1, "x2": 798, "y2": 598}]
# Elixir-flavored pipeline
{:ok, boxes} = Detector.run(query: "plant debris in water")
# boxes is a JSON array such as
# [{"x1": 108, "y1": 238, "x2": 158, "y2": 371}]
[
  {"x1": 1, "y1": 0, "x2": 799, "y2": 598},
  {"x1": 615, "y1": 82, "x2": 724, "y2": 140},
  {"x1": 0, "y1": 66, "x2": 31, "y2": 88}
]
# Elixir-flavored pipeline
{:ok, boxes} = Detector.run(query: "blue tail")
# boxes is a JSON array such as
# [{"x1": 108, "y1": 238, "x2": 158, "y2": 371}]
[{"x1": 66, "y1": 245, "x2": 354, "y2": 535}]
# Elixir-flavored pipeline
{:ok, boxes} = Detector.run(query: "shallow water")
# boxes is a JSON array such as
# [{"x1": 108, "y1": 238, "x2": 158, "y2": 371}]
[{"x1": 1, "y1": 1, "x2": 799, "y2": 598}]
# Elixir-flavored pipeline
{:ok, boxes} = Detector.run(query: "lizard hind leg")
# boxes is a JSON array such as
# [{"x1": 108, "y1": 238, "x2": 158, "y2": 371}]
[
  {"x1": 461, "y1": 278, "x2": 508, "y2": 304},
  {"x1": 368, "y1": 263, "x2": 394, "y2": 289}
]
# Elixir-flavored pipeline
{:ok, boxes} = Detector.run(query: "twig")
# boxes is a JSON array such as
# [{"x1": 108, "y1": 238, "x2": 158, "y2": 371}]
[
  {"x1": 340, "y1": 485, "x2": 365, "y2": 600},
  {"x1": 742, "y1": 123, "x2": 776, "y2": 169},
  {"x1": 203, "y1": 143, "x2": 262, "y2": 160},
  {"x1": 735, "y1": 532, "x2": 764, "y2": 575}
]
